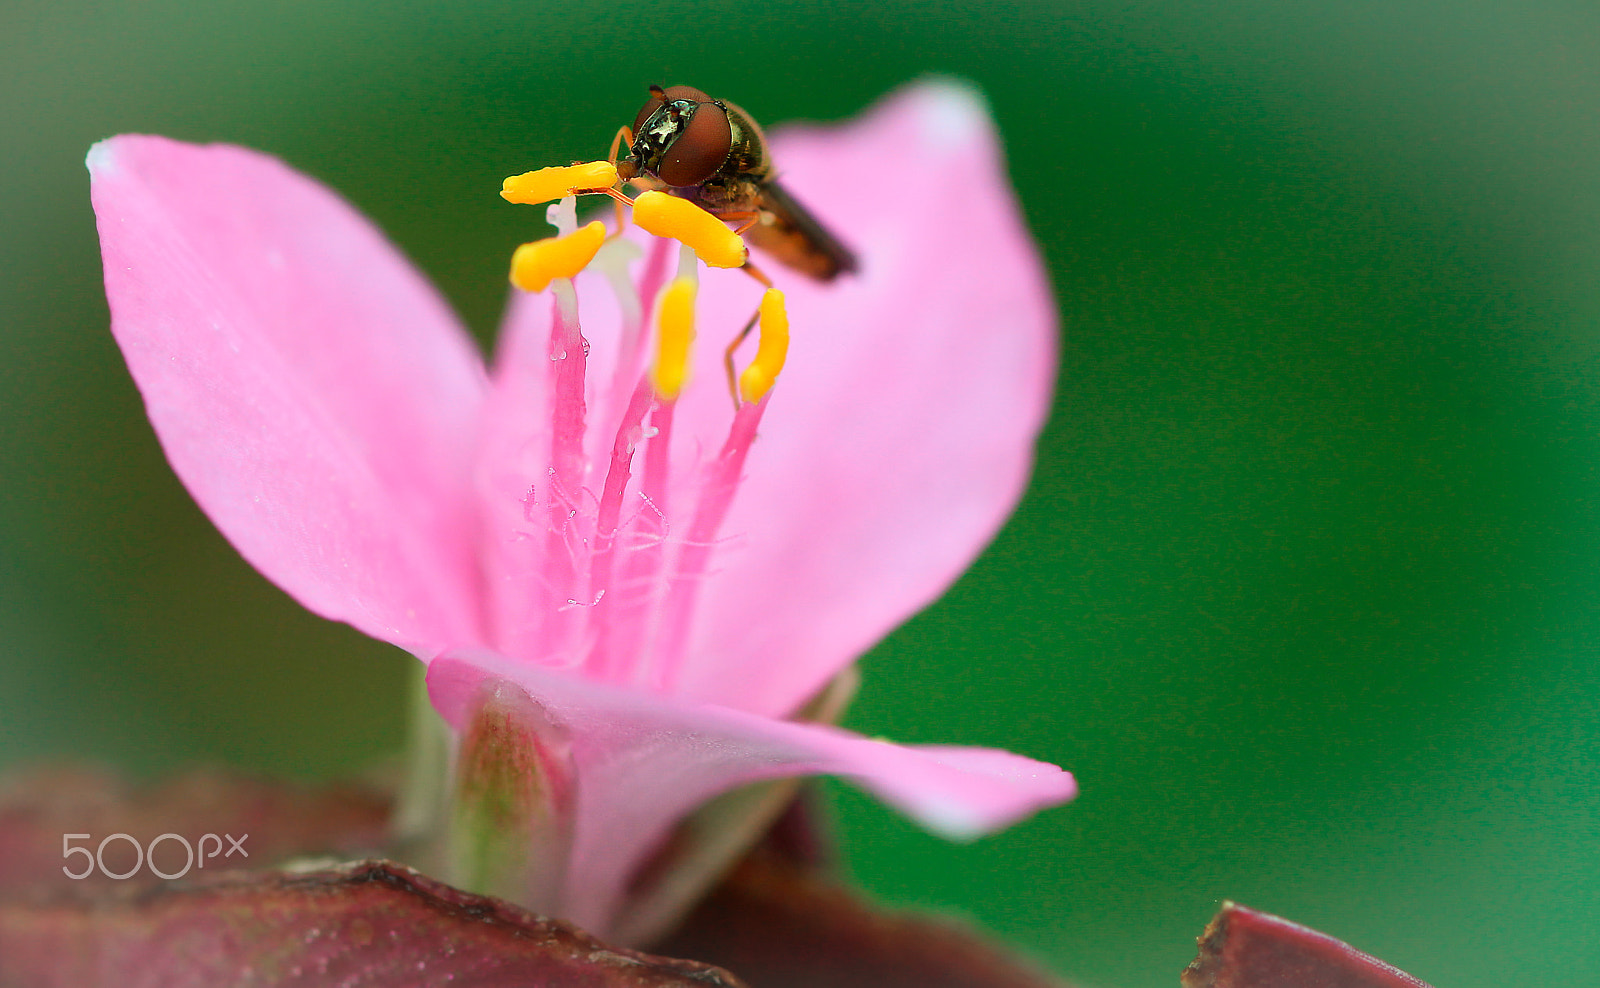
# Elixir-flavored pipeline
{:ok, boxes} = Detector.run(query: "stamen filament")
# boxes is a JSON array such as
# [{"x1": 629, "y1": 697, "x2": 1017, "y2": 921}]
[
  {"x1": 611, "y1": 235, "x2": 674, "y2": 392},
  {"x1": 547, "y1": 196, "x2": 580, "y2": 237},
  {"x1": 641, "y1": 401, "x2": 675, "y2": 514},
  {"x1": 585, "y1": 380, "x2": 657, "y2": 681},
  {"x1": 541, "y1": 279, "x2": 590, "y2": 654},
  {"x1": 606, "y1": 398, "x2": 675, "y2": 677},
  {"x1": 648, "y1": 400, "x2": 769, "y2": 691}
]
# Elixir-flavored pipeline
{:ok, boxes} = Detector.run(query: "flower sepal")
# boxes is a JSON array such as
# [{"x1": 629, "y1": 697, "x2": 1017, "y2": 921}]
[{"x1": 447, "y1": 678, "x2": 576, "y2": 914}]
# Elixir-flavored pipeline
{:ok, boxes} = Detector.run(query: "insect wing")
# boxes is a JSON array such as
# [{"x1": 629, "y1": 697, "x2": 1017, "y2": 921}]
[{"x1": 748, "y1": 178, "x2": 859, "y2": 282}]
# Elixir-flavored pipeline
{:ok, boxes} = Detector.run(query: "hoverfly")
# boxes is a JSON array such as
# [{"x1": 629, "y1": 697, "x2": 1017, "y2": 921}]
[{"x1": 609, "y1": 85, "x2": 858, "y2": 283}]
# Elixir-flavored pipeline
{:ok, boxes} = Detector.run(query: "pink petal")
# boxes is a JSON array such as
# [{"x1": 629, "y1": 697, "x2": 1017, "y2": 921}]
[
  {"x1": 471, "y1": 289, "x2": 565, "y2": 660},
  {"x1": 89, "y1": 136, "x2": 490, "y2": 653},
  {"x1": 428, "y1": 650, "x2": 1075, "y2": 934},
  {"x1": 668, "y1": 81, "x2": 1060, "y2": 715}
]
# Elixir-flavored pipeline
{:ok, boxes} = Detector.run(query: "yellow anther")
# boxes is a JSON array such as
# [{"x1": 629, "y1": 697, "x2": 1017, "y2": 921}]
[
  {"x1": 509, "y1": 221, "x2": 607, "y2": 293},
  {"x1": 631, "y1": 191, "x2": 747, "y2": 269},
  {"x1": 501, "y1": 161, "x2": 620, "y2": 205},
  {"x1": 650, "y1": 277, "x2": 697, "y2": 400},
  {"x1": 738, "y1": 290, "x2": 790, "y2": 404}
]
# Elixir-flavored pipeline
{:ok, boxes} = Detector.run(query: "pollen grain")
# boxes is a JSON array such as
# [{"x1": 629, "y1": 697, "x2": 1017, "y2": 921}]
[
  {"x1": 501, "y1": 161, "x2": 620, "y2": 205},
  {"x1": 509, "y1": 221, "x2": 608, "y2": 293},
  {"x1": 650, "y1": 277, "x2": 698, "y2": 400},
  {"x1": 631, "y1": 191, "x2": 747, "y2": 269},
  {"x1": 738, "y1": 289, "x2": 790, "y2": 404}
]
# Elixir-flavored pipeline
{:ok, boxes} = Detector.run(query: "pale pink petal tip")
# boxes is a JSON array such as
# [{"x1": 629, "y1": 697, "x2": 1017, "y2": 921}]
[
  {"x1": 899, "y1": 77, "x2": 996, "y2": 151},
  {"x1": 890, "y1": 744, "x2": 1079, "y2": 840},
  {"x1": 85, "y1": 139, "x2": 117, "y2": 175}
]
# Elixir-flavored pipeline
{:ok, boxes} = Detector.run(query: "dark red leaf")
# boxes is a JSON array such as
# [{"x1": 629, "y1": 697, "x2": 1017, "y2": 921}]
[
  {"x1": 0, "y1": 859, "x2": 745, "y2": 988},
  {"x1": 657, "y1": 849, "x2": 1073, "y2": 988},
  {"x1": 1181, "y1": 902, "x2": 1435, "y2": 988}
]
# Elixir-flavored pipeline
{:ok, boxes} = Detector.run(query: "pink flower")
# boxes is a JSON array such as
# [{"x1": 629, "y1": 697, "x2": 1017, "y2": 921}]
[{"x1": 88, "y1": 81, "x2": 1073, "y2": 937}]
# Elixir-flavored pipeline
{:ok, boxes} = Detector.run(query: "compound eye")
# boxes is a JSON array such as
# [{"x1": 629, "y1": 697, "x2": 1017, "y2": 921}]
[
  {"x1": 632, "y1": 94, "x2": 666, "y2": 142},
  {"x1": 633, "y1": 86, "x2": 712, "y2": 140},
  {"x1": 661, "y1": 85, "x2": 714, "y2": 104},
  {"x1": 657, "y1": 100, "x2": 732, "y2": 187}
]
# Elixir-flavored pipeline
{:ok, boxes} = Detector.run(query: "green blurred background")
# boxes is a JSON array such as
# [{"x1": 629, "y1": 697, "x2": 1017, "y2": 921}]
[{"x1": 5, "y1": 1, "x2": 1600, "y2": 985}]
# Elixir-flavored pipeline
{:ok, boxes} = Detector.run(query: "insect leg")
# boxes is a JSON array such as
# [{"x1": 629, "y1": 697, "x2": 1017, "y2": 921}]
[
  {"x1": 601, "y1": 125, "x2": 637, "y2": 233},
  {"x1": 717, "y1": 209, "x2": 763, "y2": 237},
  {"x1": 606, "y1": 125, "x2": 634, "y2": 169},
  {"x1": 719, "y1": 259, "x2": 778, "y2": 406},
  {"x1": 723, "y1": 309, "x2": 760, "y2": 408},
  {"x1": 739, "y1": 258, "x2": 774, "y2": 289}
]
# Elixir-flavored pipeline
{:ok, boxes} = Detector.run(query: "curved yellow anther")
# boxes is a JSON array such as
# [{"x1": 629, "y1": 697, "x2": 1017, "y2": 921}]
[
  {"x1": 631, "y1": 191, "x2": 747, "y2": 269},
  {"x1": 501, "y1": 161, "x2": 620, "y2": 205},
  {"x1": 650, "y1": 277, "x2": 697, "y2": 400},
  {"x1": 509, "y1": 221, "x2": 607, "y2": 292},
  {"x1": 738, "y1": 289, "x2": 790, "y2": 404}
]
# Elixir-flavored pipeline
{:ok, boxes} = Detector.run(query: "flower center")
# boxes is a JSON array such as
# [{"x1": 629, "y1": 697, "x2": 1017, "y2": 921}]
[{"x1": 494, "y1": 172, "x2": 791, "y2": 693}]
